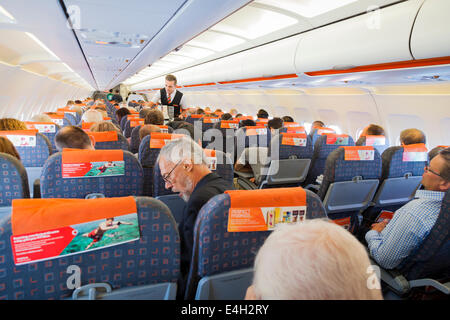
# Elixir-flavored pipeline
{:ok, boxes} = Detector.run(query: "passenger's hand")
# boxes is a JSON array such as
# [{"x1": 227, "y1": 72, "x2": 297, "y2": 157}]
[{"x1": 371, "y1": 220, "x2": 388, "y2": 233}]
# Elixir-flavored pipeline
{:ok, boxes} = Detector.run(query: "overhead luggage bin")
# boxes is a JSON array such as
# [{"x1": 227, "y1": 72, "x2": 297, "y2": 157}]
[
  {"x1": 294, "y1": 0, "x2": 423, "y2": 73},
  {"x1": 410, "y1": 0, "x2": 450, "y2": 60}
]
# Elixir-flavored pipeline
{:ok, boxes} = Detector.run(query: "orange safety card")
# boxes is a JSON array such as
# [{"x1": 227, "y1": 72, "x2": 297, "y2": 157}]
[
  {"x1": 190, "y1": 114, "x2": 203, "y2": 119},
  {"x1": 332, "y1": 217, "x2": 351, "y2": 231},
  {"x1": 10, "y1": 196, "x2": 139, "y2": 265},
  {"x1": 0, "y1": 130, "x2": 38, "y2": 147},
  {"x1": 403, "y1": 143, "x2": 428, "y2": 162},
  {"x1": 88, "y1": 131, "x2": 118, "y2": 142},
  {"x1": 157, "y1": 125, "x2": 169, "y2": 133},
  {"x1": 25, "y1": 122, "x2": 56, "y2": 133},
  {"x1": 326, "y1": 134, "x2": 349, "y2": 145},
  {"x1": 365, "y1": 135, "x2": 386, "y2": 146},
  {"x1": 226, "y1": 187, "x2": 307, "y2": 232},
  {"x1": 281, "y1": 133, "x2": 307, "y2": 146},
  {"x1": 342, "y1": 146, "x2": 375, "y2": 161},
  {"x1": 61, "y1": 149, "x2": 124, "y2": 178},
  {"x1": 46, "y1": 114, "x2": 65, "y2": 126},
  {"x1": 376, "y1": 210, "x2": 394, "y2": 223},
  {"x1": 149, "y1": 132, "x2": 185, "y2": 149}
]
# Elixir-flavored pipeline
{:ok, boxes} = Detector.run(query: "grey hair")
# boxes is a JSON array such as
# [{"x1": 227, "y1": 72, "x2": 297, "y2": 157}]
[
  {"x1": 30, "y1": 114, "x2": 53, "y2": 122},
  {"x1": 157, "y1": 136, "x2": 208, "y2": 166}
]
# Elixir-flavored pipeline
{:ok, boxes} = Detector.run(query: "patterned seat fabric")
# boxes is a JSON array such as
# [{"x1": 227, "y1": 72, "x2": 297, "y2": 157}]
[
  {"x1": 318, "y1": 147, "x2": 382, "y2": 199},
  {"x1": 93, "y1": 133, "x2": 130, "y2": 151},
  {"x1": 203, "y1": 124, "x2": 236, "y2": 161},
  {"x1": 123, "y1": 119, "x2": 134, "y2": 138},
  {"x1": 138, "y1": 135, "x2": 164, "y2": 197},
  {"x1": 15, "y1": 133, "x2": 52, "y2": 168},
  {"x1": 64, "y1": 113, "x2": 77, "y2": 126},
  {"x1": 380, "y1": 146, "x2": 426, "y2": 181},
  {"x1": 399, "y1": 190, "x2": 450, "y2": 280},
  {"x1": 305, "y1": 134, "x2": 355, "y2": 185},
  {"x1": 120, "y1": 115, "x2": 129, "y2": 131},
  {"x1": 274, "y1": 134, "x2": 313, "y2": 160},
  {"x1": 184, "y1": 188, "x2": 327, "y2": 299},
  {"x1": 40, "y1": 151, "x2": 143, "y2": 198},
  {"x1": 0, "y1": 153, "x2": 30, "y2": 206},
  {"x1": 0, "y1": 197, "x2": 180, "y2": 300}
]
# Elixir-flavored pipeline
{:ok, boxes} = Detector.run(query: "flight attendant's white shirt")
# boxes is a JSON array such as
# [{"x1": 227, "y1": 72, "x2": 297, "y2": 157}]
[{"x1": 151, "y1": 89, "x2": 185, "y2": 108}]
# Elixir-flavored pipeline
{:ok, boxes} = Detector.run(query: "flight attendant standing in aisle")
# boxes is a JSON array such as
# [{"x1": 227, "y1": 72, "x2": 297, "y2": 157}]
[{"x1": 149, "y1": 74, "x2": 185, "y2": 118}]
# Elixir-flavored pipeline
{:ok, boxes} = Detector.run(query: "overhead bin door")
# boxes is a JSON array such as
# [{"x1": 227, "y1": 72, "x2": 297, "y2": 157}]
[
  {"x1": 410, "y1": 0, "x2": 450, "y2": 60},
  {"x1": 294, "y1": 0, "x2": 423, "y2": 73}
]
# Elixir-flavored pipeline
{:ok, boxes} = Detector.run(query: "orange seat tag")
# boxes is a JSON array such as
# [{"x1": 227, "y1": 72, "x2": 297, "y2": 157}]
[
  {"x1": 342, "y1": 146, "x2": 375, "y2": 161},
  {"x1": 403, "y1": 143, "x2": 428, "y2": 162}
]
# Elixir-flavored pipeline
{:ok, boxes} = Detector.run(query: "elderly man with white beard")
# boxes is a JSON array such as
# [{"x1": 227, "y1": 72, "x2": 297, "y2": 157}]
[{"x1": 157, "y1": 136, "x2": 230, "y2": 298}]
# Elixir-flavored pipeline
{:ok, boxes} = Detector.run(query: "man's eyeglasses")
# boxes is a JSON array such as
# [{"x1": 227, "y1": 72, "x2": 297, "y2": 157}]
[
  {"x1": 162, "y1": 160, "x2": 182, "y2": 184},
  {"x1": 424, "y1": 165, "x2": 444, "y2": 179}
]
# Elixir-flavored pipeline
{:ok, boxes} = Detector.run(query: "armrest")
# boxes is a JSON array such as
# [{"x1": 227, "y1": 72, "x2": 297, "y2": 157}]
[
  {"x1": 236, "y1": 177, "x2": 258, "y2": 190},
  {"x1": 234, "y1": 171, "x2": 254, "y2": 179},
  {"x1": 305, "y1": 184, "x2": 320, "y2": 192},
  {"x1": 410, "y1": 279, "x2": 450, "y2": 295}
]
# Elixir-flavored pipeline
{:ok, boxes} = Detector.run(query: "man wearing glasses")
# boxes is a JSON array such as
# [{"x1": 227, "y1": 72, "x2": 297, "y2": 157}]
[
  {"x1": 156, "y1": 136, "x2": 230, "y2": 298},
  {"x1": 366, "y1": 147, "x2": 450, "y2": 269}
]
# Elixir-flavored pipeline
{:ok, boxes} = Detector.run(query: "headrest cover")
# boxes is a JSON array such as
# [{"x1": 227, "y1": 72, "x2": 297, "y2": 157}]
[
  {"x1": 281, "y1": 133, "x2": 307, "y2": 146},
  {"x1": 10, "y1": 197, "x2": 139, "y2": 265},
  {"x1": 220, "y1": 120, "x2": 239, "y2": 129},
  {"x1": 326, "y1": 134, "x2": 350, "y2": 145},
  {"x1": 341, "y1": 146, "x2": 375, "y2": 161},
  {"x1": 88, "y1": 131, "x2": 118, "y2": 142},
  {"x1": 284, "y1": 122, "x2": 300, "y2": 128},
  {"x1": 25, "y1": 122, "x2": 56, "y2": 133},
  {"x1": 225, "y1": 187, "x2": 306, "y2": 232},
  {"x1": 204, "y1": 149, "x2": 217, "y2": 171},
  {"x1": 403, "y1": 143, "x2": 428, "y2": 162},
  {"x1": 365, "y1": 135, "x2": 386, "y2": 146},
  {"x1": 203, "y1": 117, "x2": 220, "y2": 124},
  {"x1": 149, "y1": 132, "x2": 185, "y2": 149},
  {"x1": 286, "y1": 126, "x2": 306, "y2": 134},
  {"x1": 61, "y1": 149, "x2": 124, "y2": 178},
  {"x1": 130, "y1": 118, "x2": 145, "y2": 127},
  {"x1": 245, "y1": 127, "x2": 267, "y2": 136},
  {"x1": 190, "y1": 114, "x2": 203, "y2": 119},
  {"x1": 0, "y1": 130, "x2": 38, "y2": 147},
  {"x1": 316, "y1": 127, "x2": 335, "y2": 135},
  {"x1": 82, "y1": 122, "x2": 95, "y2": 130}
]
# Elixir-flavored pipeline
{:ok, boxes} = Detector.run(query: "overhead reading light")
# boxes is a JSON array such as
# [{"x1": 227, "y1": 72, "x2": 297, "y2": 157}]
[
  {"x1": 0, "y1": 5, "x2": 16, "y2": 23},
  {"x1": 186, "y1": 31, "x2": 245, "y2": 52},
  {"x1": 255, "y1": 0, "x2": 358, "y2": 18},
  {"x1": 25, "y1": 32, "x2": 60, "y2": 60}
]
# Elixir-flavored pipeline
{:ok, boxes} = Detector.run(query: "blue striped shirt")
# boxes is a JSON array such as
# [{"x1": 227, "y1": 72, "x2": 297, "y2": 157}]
[{"x1": 366, "y1": 190, "x2": 445, "y2": 269}]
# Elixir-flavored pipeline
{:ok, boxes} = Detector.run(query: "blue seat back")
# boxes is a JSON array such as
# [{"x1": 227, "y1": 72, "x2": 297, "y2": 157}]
[
  {"x1": 274, "y1": 133, "x2": 313, "y2": 160},
  {"x1": 130, "y1": 125, "x2": 173, "y2": 154},
  {"x1": 92, "y1": 133, "x2": 130, "y2": 151},
  {"x1": 184, "y1": 188, "x2": 327, "y2": 299},
  {"x1": 40, "y1": 151, "x2": 143, "y2": 199},
  {"x1": 381, "y1": 146, "x2": 427, "y2": 180},
  {"x1": 13, "y1": 132, "x2": 52, "y2": 168},
  {"x1": 0, "y1": 153, "x2": 30, "y2": 206},
  {"x1": 0, "y1": 197, "x2": 180, "y2": 300},
  {"x1": 306, "y1": 134, "x2": 355, "y2": 185}
]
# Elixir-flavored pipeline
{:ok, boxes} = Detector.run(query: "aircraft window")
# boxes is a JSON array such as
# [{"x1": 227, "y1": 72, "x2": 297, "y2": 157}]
[
  {"x1": 328, "y1": 125, "x2": 342, "y2": 134},
  {"x1": 356, "y1": 128, "x2": 363, "y2": 140},
  {"x1": 304, "y1": 122, "x2": 312, "y2": 134}
]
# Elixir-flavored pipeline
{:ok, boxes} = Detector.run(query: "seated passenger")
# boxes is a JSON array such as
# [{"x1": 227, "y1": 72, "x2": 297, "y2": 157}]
[
  {"x1": 81, "y1": 109, "x2": 103, "y2": 124},
  {"x1": 139, "y1": 107, "x2": 152, "y2": 119},
  {"x1": 366, "y1": 147, "x2": 450, "y2": 269},
  {"x1": 246, "y1": 220, "x2": 382, "y2": 300},
  {"x1": 0, "y1": 118, "x2": 27, "y2": 130},
  {"x1": 429, "y1": 145, "x2": 446, "y2": 161},
  {"x1": 234, "y1": 118, "x2": 283, "y2": 185},
  {"x1": 356, "y1": 124, "x2": 386, "y2": 145},
  {"x1": 0, "y1": 136, "x2": 21, "y2": 160},
  {"x1": 55, "y1": 126, "x2": 95, "y2": 151},
  {"x1": 257, "y1": 109, "x2": 269, "y2": 119},
  {"x1": 115, "y1": 107, "x2": 131, "y2": 125},
  {"x1": 196, "y1": 108, "x2": 205, "y2": 115},
  {"x1": 400, "y1": 128, "x2": 426, "y2": 145},
  {"x1": 282, "y1": 116, "x2": 294, "y2": 123},
  {"x1": 220, "y1": 113, "x2": 233, "y2": 120},
  {"x1": 239, "y1": 119, "x2": 256, "y2": 128},
  {"x1": 30, "y1": 114, "x2": 53, "y2": 122},
  {"x1": 229, "y1": 108, "x2": 238, "y2": 116},
  {"x1": 312, "y1": 120, "x2": 325, "y2": 130},
  {"x1": 94, "y1": 106, "x2": 108, "y2": 118},
  {"x1": 157, "y1": 136, "x2": 230, "y2": 295},
  {"x1": 145, "y1": 109, "x2": 164, "y2": 125},
  {"x1": 139, "y1": 124, "x2": 161, "y2": 141},
  {"x1": 89, "y1": 121, "x2": 121, "y2": 134}
]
